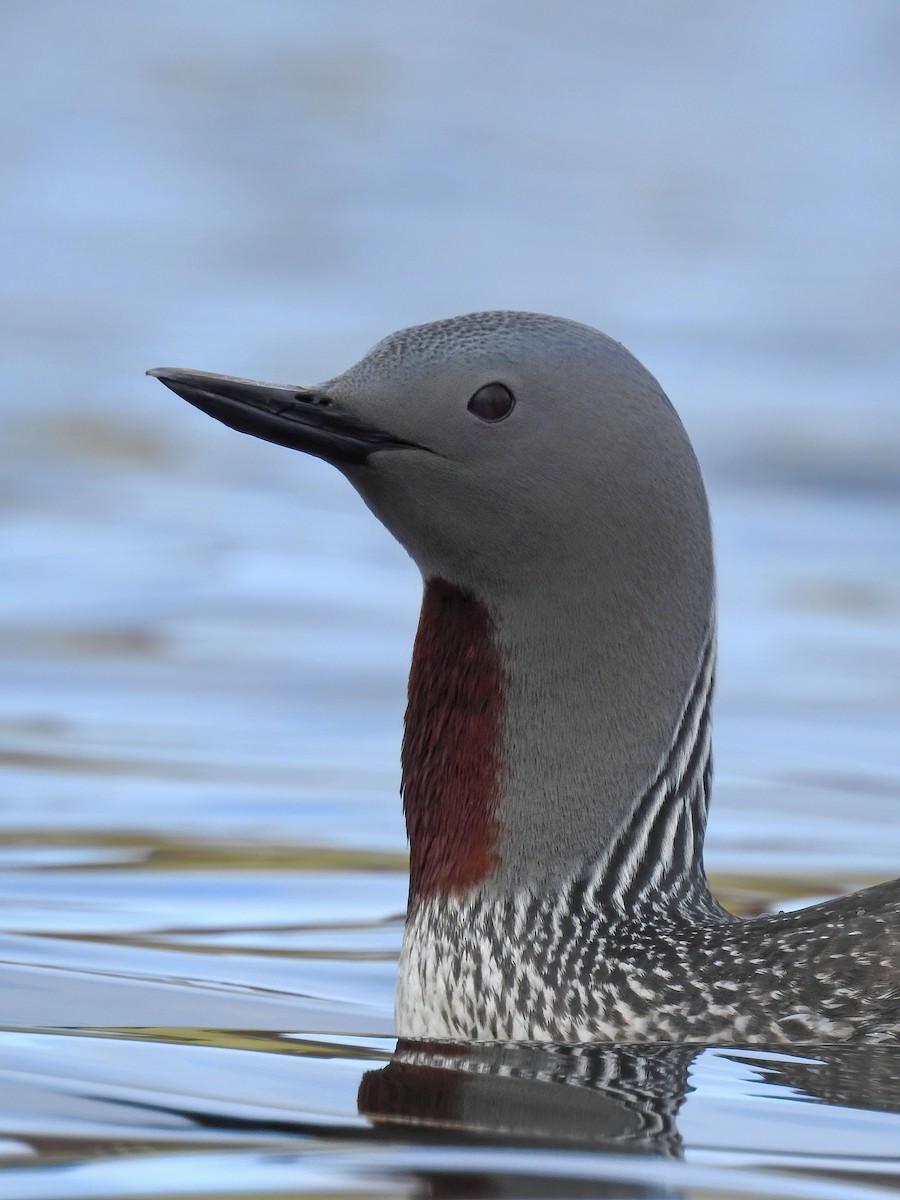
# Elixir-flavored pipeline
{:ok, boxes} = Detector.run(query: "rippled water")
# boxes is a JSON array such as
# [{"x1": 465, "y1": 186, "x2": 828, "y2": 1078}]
[{"x1": 2, "y1": 2, "x2": 899, "y2": 1196}]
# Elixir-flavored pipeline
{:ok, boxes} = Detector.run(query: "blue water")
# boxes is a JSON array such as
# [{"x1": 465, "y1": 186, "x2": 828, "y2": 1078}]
[{"x1": 1, "y1": 2, "x2": 899, "y2": 1196}]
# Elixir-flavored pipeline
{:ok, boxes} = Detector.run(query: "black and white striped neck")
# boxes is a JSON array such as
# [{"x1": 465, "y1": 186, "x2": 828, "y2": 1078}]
[{"x1": 590, "y1": 627, "x2": 718, "y2": 917}]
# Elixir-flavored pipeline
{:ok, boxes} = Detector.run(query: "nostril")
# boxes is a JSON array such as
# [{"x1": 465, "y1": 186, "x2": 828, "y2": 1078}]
[{"x1": 296, "y1": 391, "x2": 333, "y2": 407}]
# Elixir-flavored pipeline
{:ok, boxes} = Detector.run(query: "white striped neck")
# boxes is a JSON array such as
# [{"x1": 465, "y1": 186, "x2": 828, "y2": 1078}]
[{"x1": 589, "y1": 626, "x2": 717, "y2": 916}]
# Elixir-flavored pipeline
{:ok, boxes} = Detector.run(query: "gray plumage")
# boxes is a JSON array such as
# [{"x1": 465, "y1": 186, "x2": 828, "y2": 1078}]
[{"x1": 149, "y1": 311, "x2": 900, "y2": 1043}]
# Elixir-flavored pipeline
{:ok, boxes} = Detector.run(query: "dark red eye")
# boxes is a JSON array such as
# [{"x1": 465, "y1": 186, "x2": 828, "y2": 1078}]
[{"x1": 467, "y1": 382, "x2": 515, "y2": 423}]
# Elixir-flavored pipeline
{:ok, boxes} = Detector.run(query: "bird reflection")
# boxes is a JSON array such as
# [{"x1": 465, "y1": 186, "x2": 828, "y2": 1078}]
[
  {"x1": 359, "y1": 1039, "x2": 696, "y2": 1157},
  {"x1": 359, "y1": 1035, "x2": 900, "y2": 1176}
]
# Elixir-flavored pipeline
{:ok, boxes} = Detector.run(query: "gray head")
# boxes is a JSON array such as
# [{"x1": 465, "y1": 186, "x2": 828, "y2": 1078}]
[
  {"x1": 150, "y1": 312, "x2": 715, "y2": 903},
  {"x1": 324, "y1": 313, "x2": 709, "y2": 602}
]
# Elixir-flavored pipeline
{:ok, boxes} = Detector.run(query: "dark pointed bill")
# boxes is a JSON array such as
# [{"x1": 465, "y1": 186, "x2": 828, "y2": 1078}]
[{"x1": 147, "y1": 367, "x2": 426, "y2": 466}]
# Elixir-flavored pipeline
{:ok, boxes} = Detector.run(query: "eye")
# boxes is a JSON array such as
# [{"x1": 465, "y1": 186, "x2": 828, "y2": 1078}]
[{"x1": 467, "y1": 382, "x2": 515, "y2": 423}]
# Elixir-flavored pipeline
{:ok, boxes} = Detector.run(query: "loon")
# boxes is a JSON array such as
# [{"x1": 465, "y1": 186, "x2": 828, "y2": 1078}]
[{"x1": 149, "y1": 311, "x2": 900, "y2": 1043}]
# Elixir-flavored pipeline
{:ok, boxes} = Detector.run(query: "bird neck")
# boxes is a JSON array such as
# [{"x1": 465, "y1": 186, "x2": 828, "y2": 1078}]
[
  {"x1": 402, "y1": 578, "x2": 503, "y2": 905},
  {"x1": 402, "y1": 562, "x2": 716, "y2": 913}
]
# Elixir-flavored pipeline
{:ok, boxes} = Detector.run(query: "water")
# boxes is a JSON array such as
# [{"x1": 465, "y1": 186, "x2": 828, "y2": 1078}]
[{"x1": 1, "y1": 2, "x2": 899, "y2": 1196}]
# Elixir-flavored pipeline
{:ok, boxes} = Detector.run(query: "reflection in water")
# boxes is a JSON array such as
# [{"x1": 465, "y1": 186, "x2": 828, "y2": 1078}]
[
  {"x1": 360, "y1": 1038, "x2": 900, "y2": 1165},
  {"x1": 3, "y1": 1029, "x2": 899, "y2": 1197},
  {"x1": 728, "y1": 1045, "x2": 900, "y2": 1118},
  {"x1": 360, "y1": 1041, "x2": 693, "y2": 1156}
]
